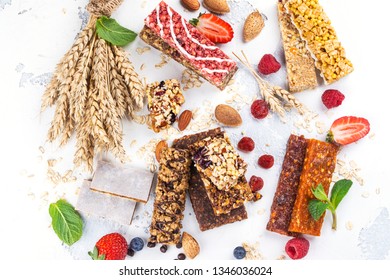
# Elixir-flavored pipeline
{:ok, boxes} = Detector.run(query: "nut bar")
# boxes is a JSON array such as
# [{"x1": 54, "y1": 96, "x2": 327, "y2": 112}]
[
  {"x1": 148, "y1": 147, "x2": 191, "y2": 245},
  {"x1": 277, "y1": 1, "x2": 318, "y2": 92},
  {"x1": 146, "y1": 79, "x2": 185, "y2": 133},
  {"x1": 266, "y1": 134, "x2": 308, "y2": 236},
  {"x1": 288, "y1": 139, "x2": 338, "y2": 236},
  {"x1": 140, "y1": 1, "x2": 238, "y2": 90},
  {"x1": 285, "y1": 0, "x2": 353, "y2": 84},
  {"x1": 172, "y1": 128, "x2": 248, "y2": 230}
]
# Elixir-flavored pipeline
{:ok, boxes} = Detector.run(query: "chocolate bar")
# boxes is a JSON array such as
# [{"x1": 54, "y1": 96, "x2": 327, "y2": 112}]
[
  {"x1": 277, "y1": 1, "x2": 318, "y2": 92},
  {"x1": 288, "y1": 139, "x2": 338, "y2": 236},
  {"x1": 266, "y1": 135, "x2": 307, "y2": 236},
  {"x1": 140, "y1": 1, "x2": 238, "y2": 90},
  {"x1": 285, "y1": 0, "x2": 353, "y2": 84},
  {"x1": 148, "y1": 148, "x2": 191, "y2": 245},
  {"x1": 146, "y1": 79, "x2": 184, "y2": 133}
]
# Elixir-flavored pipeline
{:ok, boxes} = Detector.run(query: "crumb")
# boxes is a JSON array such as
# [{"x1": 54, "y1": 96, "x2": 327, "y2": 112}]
[
  {"x1": 361, "y1": 192, "x2": 370, "y2": 198},
  {"x1": 242, "y1": 242, "x2": 263, "y2": 260},
  {"x1": 345, "y1": 221, "x2": 353, "y2": 230}
]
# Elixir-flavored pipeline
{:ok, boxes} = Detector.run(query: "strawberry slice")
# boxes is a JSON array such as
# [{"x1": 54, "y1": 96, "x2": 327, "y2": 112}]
[
  {"x1": 327, "y1": 116, "x2": 370, "y2": 146},
  {"x1": 190, "y1": 13, "x2": 234, "y2": 44}
]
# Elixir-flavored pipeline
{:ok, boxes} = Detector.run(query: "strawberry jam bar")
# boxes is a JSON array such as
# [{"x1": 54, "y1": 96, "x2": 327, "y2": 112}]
[{"x1": 140, "y1": 1, "x2": 238, "y2": 90}]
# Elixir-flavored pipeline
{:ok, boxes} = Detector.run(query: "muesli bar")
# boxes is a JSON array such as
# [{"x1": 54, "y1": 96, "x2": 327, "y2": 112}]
[
  {"x1": 140, "y1": 1, "x2": 238, "y2": 90},
  {"x1": 266, "y1": 134, "x2": 308, "y2": 236},
  {"x1": 148, "y1": 148, "x2": 191, "y2": 245},
  {"x1": 288, "y1": 139, "x2": 338, "y2": 236},
  {"x1": 146, "y1": 79, "x2": 184, "y2": 133},
  {"x1": 285, "y1": 0, "x2": 353, "y2": 84},
  {"x1": 277, "y1": 1, "x2": 318, "y2": 92}
]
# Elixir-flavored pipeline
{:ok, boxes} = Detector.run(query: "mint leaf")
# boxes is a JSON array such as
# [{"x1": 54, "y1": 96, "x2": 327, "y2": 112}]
[
  {"x1": 49, "y1": 199, "x2": 83, "y2": 246},
  {"x1": 96, "y1": 16, "x2": 137, "y2": 46},
  {"x1": 311, "y1": 184, "x2": 328, "y2": 201},
  {"x1": 308, "y1": 199, "x2": 329, "y2": 221},
  {"x1": 330, "y1": 179, "x2": 353, "y2": 209}
]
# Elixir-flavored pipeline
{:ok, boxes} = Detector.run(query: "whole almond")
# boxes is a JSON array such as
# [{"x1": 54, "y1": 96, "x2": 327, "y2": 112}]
[
  {"x1": 155, "y1": 140, "x2": 168, "y2": 163},
  {"x1": 203, "y1": 0, "x2": 230, "y2": 14},
  {"x1": 178, "y1": 110, "x2": 192, "y2": 131},
  {"x1": 215, "y1": 104, "x2": 242, "y2": 127},
  {"x1": 181, "y1": 0, "x2": 200, "y2": 11},
  {"x1": 243, "y1": 10, "x2": 265, "y2": 42},
  {"x1": 182, "y1": 232, "x2": 200, "y2": 259}
]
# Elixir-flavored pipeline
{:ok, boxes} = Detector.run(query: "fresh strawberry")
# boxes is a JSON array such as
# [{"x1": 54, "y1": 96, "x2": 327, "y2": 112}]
[
  {"x1": 88, "y1": 233, "x2": 128, "y2": 260},
  {"x1": 327, "y1": 116, "x2": 370, "y2": 146},
  {"x1": 190, "y1": 13, "x2": 234, "y2": 43}
]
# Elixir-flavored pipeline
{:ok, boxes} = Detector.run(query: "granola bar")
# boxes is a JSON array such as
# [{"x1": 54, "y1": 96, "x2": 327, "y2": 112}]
[
  {"x1": 148, "y1": 148, "x2": 191, "y2": 245},
  {"x1": 146, "y1": 79, "x2": 184, "y2": 133},
  {"x1": 140, "y1": 1, "x2": 238, "y2": 90},
  {"x1": 266, "y1": 135, "x2": 307, "y2": 236},
  {"x1": 288, "y1": 139, "x2": 338, "y2": 236},
  {"x1": 278, "y1": 1, "x2": 318, "y2": 92},
  {"x1": 285, "y1": 0, "x2": 353, "y2": 84}
]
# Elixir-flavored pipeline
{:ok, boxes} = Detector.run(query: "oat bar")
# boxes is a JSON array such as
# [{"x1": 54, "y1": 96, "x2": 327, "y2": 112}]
[
  {"x1": 146, "y1": 79, "x2": 184, "y2": 133},
  {"x1": 266, "y1": 134, "x2": 307, "y2": 236},
  {"x1": 285, "y1": 0, "x2": 353, "y2": 84},
  {"x1": 140, "y1": 1, "x2": 238, "y2": 90},
  {"x1": 148, "y1": 148, "x2": 191, "y2": 245},
  {"x1": 288, "y1": 139, "x2": 338, "y2": 236},
  {"x1": 277, "y1": 1, "x2": 318, "y2": 92}
]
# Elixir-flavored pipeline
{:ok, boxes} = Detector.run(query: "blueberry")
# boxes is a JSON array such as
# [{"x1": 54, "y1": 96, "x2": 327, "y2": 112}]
[
  {"x1": 130, "y1": 237, "x2": 144, "y2": 252},
  {"x1": 233, "y1": 246, "x2": 246, "y2": 259}
]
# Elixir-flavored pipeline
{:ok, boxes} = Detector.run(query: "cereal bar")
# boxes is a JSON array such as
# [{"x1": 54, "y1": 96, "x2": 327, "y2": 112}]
[{"x1": 148, "y1": 148, "x2": 191, "y2": 245}]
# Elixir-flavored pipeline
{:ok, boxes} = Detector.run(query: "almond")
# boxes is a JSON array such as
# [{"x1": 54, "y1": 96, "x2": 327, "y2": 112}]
[
  {"x1": 203, "y1": 0, "x2": 230, "y2": 14},
  {"x1": 243, "y1": 10, "x2": 265, "y2": 42},
  {"x1": 155, "y1": 140, "x2": 168, "y2": 163},
  {"x1": 182, "y1": 232, "x2": 200, "y2": 259},
  {"x1": 181, "y1": 0, "x2": 200, "y2": 11},
  {"x1": 214, "y1": 104, "x2": 242, "y2": 127},
  {"x1": 178, "y1": 110, "x2": 192, "y2": 131}
]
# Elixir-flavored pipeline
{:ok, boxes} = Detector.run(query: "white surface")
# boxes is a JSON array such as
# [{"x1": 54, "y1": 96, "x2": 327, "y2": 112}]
[{"x1": 0, "y1": 0, "x2": 389, "y2": 262}]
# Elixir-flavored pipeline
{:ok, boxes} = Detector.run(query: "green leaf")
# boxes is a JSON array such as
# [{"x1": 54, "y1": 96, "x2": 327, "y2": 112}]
[
  {"x1": 311, "y1": 184, "x2": 329, "y2": 201},
  {"x1": 330, "y1": 179, "x2": 353, "y2": 209},
  {"x1": 96, "y1": 16, "x2": 137, "y2": 46},
  {"x1": 49, "y1": 199, "x2": 83, "y2": 246},
  {"x1": 308, "y1": 199, "x2": 329, "y2": 221}
]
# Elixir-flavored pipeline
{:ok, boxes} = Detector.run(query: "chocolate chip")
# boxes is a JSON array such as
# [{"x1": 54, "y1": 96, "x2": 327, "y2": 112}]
[
  {"x1": 176, "y1": 241, "x2": 182, "y2": 249},
  {"x1": 147, "y1": 242, "x2": 156, "y2": 248},
  {"x1": 160, "y1": 244, "x2": 168, "y2": 253},
  {"x1": 177, "y1": 253, "x2": 186, "y2": 260}
]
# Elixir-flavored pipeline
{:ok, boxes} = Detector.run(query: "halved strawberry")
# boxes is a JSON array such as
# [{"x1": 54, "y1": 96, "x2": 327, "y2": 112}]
[
  {"x1": 189, "y1": 13, "x2": 234, "y2": 44},
  {"x1": 327, "y1": 116, "x2": 370, "y2": 146}
]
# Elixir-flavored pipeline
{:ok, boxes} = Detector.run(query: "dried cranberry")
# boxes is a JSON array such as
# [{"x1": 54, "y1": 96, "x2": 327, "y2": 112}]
[
  {"x1": 258, "y1": 155, "x2": 274, "y2": 169},
  {"x1": 237, "y1": 137, "x2": 255, "y2": 152},
  {"x1": 285, "y1": 237, "x2": 310, "y2": 260},
  {"x1": 249, "y1": 175, "x2": 264, "y2": 192},
  {"x1": 251, "y1": 100, "x2": 269, "y2": 119},
  {"x1": 155, "y1": 90, "x2": 165, "y2": 96}
]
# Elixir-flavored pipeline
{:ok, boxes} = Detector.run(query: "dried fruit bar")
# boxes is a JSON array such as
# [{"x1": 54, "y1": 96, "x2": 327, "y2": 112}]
[
  {"x1": 140, "y1": 1, "x2": 238, "y2": 90},
  {"x1": 148, "y1": 147, "x2": 191, "y2": 245},
  {"x1": 146, "y1": 79, "x2": 185, "y2": 133},
  {"x1": 288, "y1": 139, "x2": 338, "y2": 236},
  {"x1": 266, "y1": 134, "x2": 308, "y2": 236},
  {"x1": 277, "y1": 1, "x2": 317, "y2": 92},
  {"x1": 285, "y1": 0, "x2": 353, "y2": 84}
]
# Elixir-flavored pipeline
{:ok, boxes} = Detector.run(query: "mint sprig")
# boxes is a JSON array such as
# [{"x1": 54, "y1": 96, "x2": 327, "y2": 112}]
[
  {"x1": 308, "y1": 179, "x2": 353, "y2": 230},
  {"x1": 96, "y1": 16, "x2": 137, "y2": 46}
]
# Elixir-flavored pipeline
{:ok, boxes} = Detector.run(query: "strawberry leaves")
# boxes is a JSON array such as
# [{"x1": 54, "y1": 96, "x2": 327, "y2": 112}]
[
  {"x1": 308, "y1": 179, "x2": 353, "y2": 230},
  {"x1": 88, "y1": 246, "x2": 105, "y2": 260}
]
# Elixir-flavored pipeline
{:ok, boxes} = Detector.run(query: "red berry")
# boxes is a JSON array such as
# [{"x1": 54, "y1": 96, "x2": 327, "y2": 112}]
[
  {"x1": 258, "y1": 54, "x2": 281, "y2": 75},
  {"x1": 258, "y1": 155, "x2": 274, "y2": 169},
  {"x1": 250, "y1": 100, "x2": 269, "y2": 119},
  {"x1": 249, "y1": 176, "x2": 264, "y2": 192},
  {"x1": 321, "y1": 89, "x2": 345, "y2": 109},
  {"x1": 285, "y1": 237, "x2": 310, "y2": 260},
  {"x1": 90, "y1": 233, "x2": 128, "y2": 260},
  {"x1": 237, "y1": 137, "x2": 255, "y2": 152}
]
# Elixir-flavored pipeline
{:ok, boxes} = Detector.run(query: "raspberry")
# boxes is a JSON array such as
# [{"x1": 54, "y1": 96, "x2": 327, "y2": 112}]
[
  {"x1": 249, "y1": 175, "x2": 264, "y2": 192},
  {"x1": 321, "y1": 89, "x2": 345, "y2": 109},
  {"x1": 258, "y1": 54, "x2": 281, "y2": 75},
  {"x1": 285, "y1": 237, "x2": 310, "y2": 260},
  {"x1": 258, "y1": 154, "x2": 274, "y2": 169},
  {"x1": 250, "y1": 100, "x2": 269, "y2": 119},
  {"x1": 237, "y1": 137, "x2": 255, "y2": 152}
]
